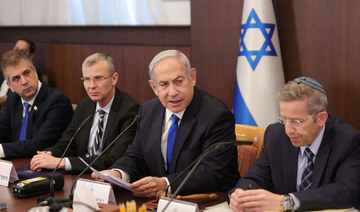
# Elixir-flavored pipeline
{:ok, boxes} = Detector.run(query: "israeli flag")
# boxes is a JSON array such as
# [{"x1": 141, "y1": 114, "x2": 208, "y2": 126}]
[{"x1": 233, "y1": 0, "x2": 285, "y2": 128}]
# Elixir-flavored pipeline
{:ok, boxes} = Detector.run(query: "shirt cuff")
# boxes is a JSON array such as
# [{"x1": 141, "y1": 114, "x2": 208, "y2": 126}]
[
  {"x1": 163, "y1": 177, "x2": 171, "y2": 193},
  {"x1": 290, "y1": 193, "x2": 300, "y2": 210},
  {"x1": 64, "y1": 157, "x2": 72, "y2": 171},
  {"x1": 0, "y1": 144, "x2": 5, "y2": 158},
  {"x1": 113, "y1": 168, "x2": 130, "y2": 182}
]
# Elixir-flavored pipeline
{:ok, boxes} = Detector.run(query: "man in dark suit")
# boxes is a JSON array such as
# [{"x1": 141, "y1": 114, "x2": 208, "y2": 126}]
[
  {"x1": 30, "y1": 53, "x2": 140, "y2": 173},
  {"x1": 0, "y1": 50, "x2": 73, "y2": 159},
  {"x1": 229, "y1": 77, "x2": 360, "y2": 211},
  {"x1": 92, "y1": 49, "x2": 239, "y2": 198}
]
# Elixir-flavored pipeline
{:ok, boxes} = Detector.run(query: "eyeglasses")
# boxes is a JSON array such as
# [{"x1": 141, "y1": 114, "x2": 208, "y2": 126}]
[
  {"x1": 278, "y1": 112, "x2": 321, "y2": 128},
  {"x1": 80, "y1": 73, "x2": 114, "y2": 84}
]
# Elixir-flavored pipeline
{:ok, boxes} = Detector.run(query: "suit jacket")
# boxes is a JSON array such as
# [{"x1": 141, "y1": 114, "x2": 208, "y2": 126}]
[
  {"x1": 230, "y1": 113, "x2": 360, "y2": 210},
  {"x1": 111, "y1": 87, "x2": 239, "y2": 195},
  {"x1": 47, "y1": 88, "x2": 140, "y2": 173},
  {"x1": 0, "y1": 83, "x2": 73, "y2": 158}
]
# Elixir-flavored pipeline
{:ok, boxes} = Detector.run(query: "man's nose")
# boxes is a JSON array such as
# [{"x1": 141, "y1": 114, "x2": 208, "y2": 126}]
[
  {"x1": 88, "y1": 79, "x2": 97, "y2": 87},
  {"x1": 20, "y1": 76, "x2": 28, "y2": 85},
  {"x1": 168, "y1": 84, "x2": 178, "y2": 96},
  {"x1": 285, "y1": 123, "x2": 296, "y2": 134}
]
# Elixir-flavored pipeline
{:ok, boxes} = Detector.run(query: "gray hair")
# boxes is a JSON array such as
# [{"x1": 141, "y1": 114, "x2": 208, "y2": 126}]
[
  {"x1": 278, "y1": 80, "x2": 328, "y2": 115},
  {"x1": 1, "y1": 50, "x2": 35, "y2": 81},
  {"x1": 148, "y1": 50, "x2": 191, "y2": 87},
  {"x1": 82, "y1": 53, "x2": 115, "y2": 74}
]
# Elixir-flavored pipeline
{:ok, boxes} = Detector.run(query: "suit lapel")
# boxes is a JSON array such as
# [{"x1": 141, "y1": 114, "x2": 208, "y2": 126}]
[
  {"x1": 282, "y1": 139, "x2": 299, "y2": 192},
  {"x1": 26, "y1": 84, "x2": 47, "y2": 139},
  {"x1": 78, "y1": 102, "x2": 96, "y2": 156},
  {"x1": 170, "y1": 112, "x2": 196, "y2": 173},
  {"x1": 102, "y1": 90, "x2": 121, "y2": 145},
  {"x1": 15, "y1": 100, "x2": 24, "y2": 139},
  {"x1": 170, "y1": 87, "x2": 200, "y2": 173},
  {"x1": 312, "y1": 122, "x2": 333, "y2": 188},
  {"x1": 151, "y1": 103, "x2": 167, "y2": 174}
]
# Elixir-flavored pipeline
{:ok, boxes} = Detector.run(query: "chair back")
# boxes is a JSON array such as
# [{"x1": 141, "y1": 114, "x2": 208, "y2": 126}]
[{"x1": 235, "y1": 124, "x2": 265, "y2": 177}]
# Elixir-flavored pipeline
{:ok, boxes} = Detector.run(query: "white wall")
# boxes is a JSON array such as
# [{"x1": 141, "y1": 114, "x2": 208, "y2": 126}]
[
  {"x1": 161, "y1": 0, "x2": 191, "y2": 25},
  {"x1": 0, "y1": 0, "x2": 190, "y2": 26}
]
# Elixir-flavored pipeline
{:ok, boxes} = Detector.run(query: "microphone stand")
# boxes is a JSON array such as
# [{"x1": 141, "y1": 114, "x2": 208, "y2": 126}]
[
  {"x1": 68, "y1": 114, "x2": 142, "y2": 202},
  {"x1": 164, "y1": 140, "x2": 252, "y2": 196},
  {"x1": 161, "y1": 140, "x2": 253, "y2": 212},
  {"x1": 37, "y1": 115, "x2": 94, "y2": 206}
]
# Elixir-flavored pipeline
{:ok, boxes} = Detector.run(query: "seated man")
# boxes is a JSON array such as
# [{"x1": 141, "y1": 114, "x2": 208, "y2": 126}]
[
  {"x1": 0, "y1": 50, "x2": 73, "y2": 158},
  {"x1": 0, "y1": 36, "x2": 42, "y2": 111},
  {"x1": 229, "y1": 77, "x2": 360, "y2": 211},
  {"x1": 92, "y1": 49, "x2": 239, "y2": 198},
  {"x1": 30, "y1": 53, "x2": 140, "y2": 173}
]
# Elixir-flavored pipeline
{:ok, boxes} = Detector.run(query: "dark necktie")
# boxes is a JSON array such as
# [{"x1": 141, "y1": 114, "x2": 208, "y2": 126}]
[
  {"x1": 90, "y1": 110, "x2": 105, "y2": 156},
  {"x1": 166, "y1": 114, "x2": 180, "y2": 173},
  {"x1": 19, "y1": 103, "x2": 31, "y2": 141},
  {"x1": 300, "y1": 147, "x2": 315, "y2": 190}
]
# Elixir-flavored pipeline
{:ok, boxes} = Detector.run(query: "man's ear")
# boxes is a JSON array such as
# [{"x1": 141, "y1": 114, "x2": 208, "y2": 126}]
[
  {"x1": 317, "y1": 111, "x2": 328, "y2": 126},
  {"x1": 148, "y1": 80, "x2": 158, "y2": 96},
  {"x1": 6, "y1": 80, "x2": 15, "y2": 92},
  {"x1": 190, "y1": 68, "x2": 197, "y2": 86},
  {"x1": 111, "y1": 72, "x2": 119, "y2": 85}
]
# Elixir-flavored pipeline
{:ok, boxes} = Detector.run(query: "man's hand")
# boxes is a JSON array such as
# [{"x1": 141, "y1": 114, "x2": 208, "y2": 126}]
[
  {"x1": 131, "y1": 177, "x2": 167, "y2": 198},
  {"x1": 30, "y1": 151, "x2": 63, "y2": 172},
  {"x1": 230, "y1": 188, "x2": 284, "y2": 212},
  {"x1": 229, "y1": 188, "x2": 246, "y2": 212},
  {"x1": 91, "y1": 169, "x2": 122, "y2": 182}
]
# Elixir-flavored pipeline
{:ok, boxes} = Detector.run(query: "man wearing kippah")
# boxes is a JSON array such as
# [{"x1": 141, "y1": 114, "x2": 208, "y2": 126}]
[{"x1": 229, "y1": 77, "x2": 360, "y2": 211}]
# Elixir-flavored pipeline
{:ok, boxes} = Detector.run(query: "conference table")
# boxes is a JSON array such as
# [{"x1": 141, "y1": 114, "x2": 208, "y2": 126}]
[{"x1": 0, "y1": 158, "x2": 227, "y2": 211}]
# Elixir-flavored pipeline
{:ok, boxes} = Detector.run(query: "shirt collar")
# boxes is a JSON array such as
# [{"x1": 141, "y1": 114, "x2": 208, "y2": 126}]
[
  {"x1": 95, "y1": 95, "x2": 115, "y2": 114},
  {"x1": 165, "y1": 108, "x2": 185, "y2": 122},
  {"x1": 300, "y1": 125, "x2": 325, "y2": 157},
  {"x1": 21, "y1": 80, "x2": 42, "y2": 107}
]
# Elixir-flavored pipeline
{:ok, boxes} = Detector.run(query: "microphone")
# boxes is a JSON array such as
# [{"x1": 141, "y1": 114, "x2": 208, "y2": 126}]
[
  {"x1": 161, "y1": 140, "x2": 252, "y2": 212},
  {"x1": 164, "y1": 140, "x2": 252, "y2": 196},
  {"x1": 68, "y1": 114, "x2": 142, "y2": 201},
  {"x1": 37, "y1": 114, "x2": 94, "y2": 206}
]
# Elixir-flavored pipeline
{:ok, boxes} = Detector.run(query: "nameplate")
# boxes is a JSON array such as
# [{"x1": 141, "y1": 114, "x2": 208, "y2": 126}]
[
  {"x1": 157, "y1": 196, "x2": 199, "y2": 212},
  {"x1": 75, "y1": 178, "x2": 116, "y2": 205},
  {"x1": 0, "y1": 160, "x2": 18, "y2": 187}
]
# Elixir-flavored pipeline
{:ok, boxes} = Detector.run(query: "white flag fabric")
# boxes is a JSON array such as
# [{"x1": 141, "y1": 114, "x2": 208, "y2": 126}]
[{"x1": 233, "y1": 0, "x2": 285, "y2": 128}]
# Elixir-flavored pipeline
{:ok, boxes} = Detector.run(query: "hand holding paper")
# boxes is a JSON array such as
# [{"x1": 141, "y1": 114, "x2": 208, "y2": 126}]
[{"x1": 79, "y1": 157, "x2": 132, "y2": 191}]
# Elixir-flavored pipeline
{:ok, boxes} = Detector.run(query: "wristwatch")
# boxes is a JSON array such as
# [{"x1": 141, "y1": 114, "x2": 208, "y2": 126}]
[{"x1": 281, "y1": 194, "x2": 295, "y2": 211}]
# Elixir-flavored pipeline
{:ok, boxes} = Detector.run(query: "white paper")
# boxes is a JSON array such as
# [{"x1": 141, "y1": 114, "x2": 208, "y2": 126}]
[
  {"x1": 78, "y1": 157, "x2": 132, "y2": 191},
  {"x1": 0, "y1": 160, "x2": 18, "y2": 186}
]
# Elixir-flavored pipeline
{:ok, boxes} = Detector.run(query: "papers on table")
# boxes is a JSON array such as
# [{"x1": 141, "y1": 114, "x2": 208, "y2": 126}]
[{"x1": 78, "y1": 157, "x2": 132, "y2": 191}]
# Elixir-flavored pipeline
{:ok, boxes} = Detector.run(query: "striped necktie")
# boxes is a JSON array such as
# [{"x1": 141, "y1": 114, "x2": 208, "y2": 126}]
[
  {"x1": 90, "y1": 110, "x2": 105, "y2": 156},
  {"x1": 19, "y1": 103, "x2": 31, "y2": 141},
  {"x1": 300, "y1": 147, "x2": 315, "y2": 190}
]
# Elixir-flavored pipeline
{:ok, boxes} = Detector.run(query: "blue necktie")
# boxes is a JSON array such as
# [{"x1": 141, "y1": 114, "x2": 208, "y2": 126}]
[
  {"x1": 19, "y1": 103, "x2": 31, "y2": 141},
  {"x1": 300, "y1": 148, "x2": 315, "y2": 190},
  {"x1": 90, "y1": 110, "x2": 105, "y2": 156},
  {"x1": 166, "y1": 115, "x2": 179, "y2": 173}
]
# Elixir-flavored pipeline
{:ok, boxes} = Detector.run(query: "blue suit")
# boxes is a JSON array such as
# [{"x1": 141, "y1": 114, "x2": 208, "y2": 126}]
[
  {"x1": 111, "y1": 87, "x2": 239, "y2": 195},
  {"x1": 0, "y1": 83, "x2": 73, "y2": 158},
  {"x1": 230, "y1": 113, "x2": 360, "y2": 210}
]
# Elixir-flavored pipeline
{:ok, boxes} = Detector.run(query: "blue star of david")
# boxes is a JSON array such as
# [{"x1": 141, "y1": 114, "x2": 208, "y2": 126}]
[{"x1": 239, "y1": 8, "x2": 277, "y2": 71}]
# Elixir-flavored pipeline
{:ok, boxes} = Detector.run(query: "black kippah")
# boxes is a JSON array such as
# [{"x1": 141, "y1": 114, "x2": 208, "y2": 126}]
[{"x1": 294, "y1": 77, "x2": 326, "y2": 94}]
